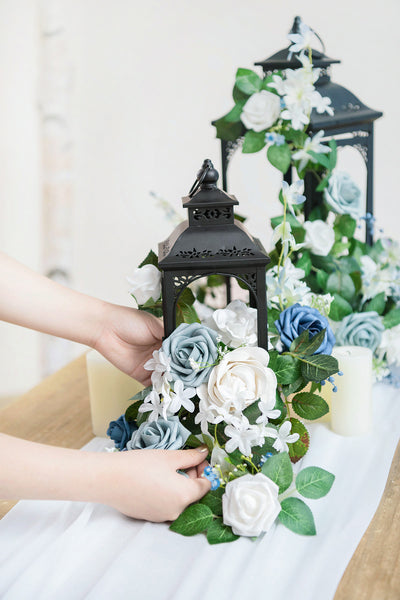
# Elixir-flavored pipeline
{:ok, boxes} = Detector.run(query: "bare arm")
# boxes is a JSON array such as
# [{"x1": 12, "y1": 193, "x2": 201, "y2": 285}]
[
  {"x1": 0, "y1": 434, "x2": 210, "y2": 522},
  {"x1": 0, "y1": 252, "x2": 164, "y2": 385}
]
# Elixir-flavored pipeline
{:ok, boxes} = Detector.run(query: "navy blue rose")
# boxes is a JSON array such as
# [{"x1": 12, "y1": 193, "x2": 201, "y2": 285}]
[
  {"x1": 275, "y1": 303, "x2": 335, "y2": 354},
  {"x1": 161, "y1": 322, "x2": 219, "y2": 387},
  {"x1": 107, "y1": 415, "x2": 137, "y2": 450}
]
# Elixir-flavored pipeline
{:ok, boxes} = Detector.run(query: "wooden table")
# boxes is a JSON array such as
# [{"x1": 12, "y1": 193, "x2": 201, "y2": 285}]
[{"x1": 0, "y1": 354, "x2": 399, "y2": 599}]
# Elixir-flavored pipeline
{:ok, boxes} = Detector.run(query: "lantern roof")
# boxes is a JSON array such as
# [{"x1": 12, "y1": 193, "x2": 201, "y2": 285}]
[
  {"x1": 254, "y1": 16, "x2": 382, "y2": 131},
  {"x1": 158, "y1": 159, "x2": 270, "y2": 271},
  {"x1": 254, "y1": 16, "x2": 340, "y2": 72}
]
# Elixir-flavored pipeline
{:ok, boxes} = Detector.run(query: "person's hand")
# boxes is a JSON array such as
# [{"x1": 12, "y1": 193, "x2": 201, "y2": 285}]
[
  {"x1": 99, "y1": 446, "x2": 211, "y2": 522},
  {"x1": 94, "y1": 303, "x2": 164, "y2": 386}
]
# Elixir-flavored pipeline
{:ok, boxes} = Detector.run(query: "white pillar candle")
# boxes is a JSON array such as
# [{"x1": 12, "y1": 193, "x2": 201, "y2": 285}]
[
  {"x1": 331, "y1": 346, "x2": 373, "y2": 436},
  {"x1": 86, "y1": 350, "x2": 144, "y2": 437}
]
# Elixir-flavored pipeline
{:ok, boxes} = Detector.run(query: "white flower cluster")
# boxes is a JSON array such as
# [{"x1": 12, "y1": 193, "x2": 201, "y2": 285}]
[
  {"x1": 266, "y1": 258, "x2": 310, "y2": 309},
  {"x1": 360, "y1": 254, "x2": 400, "y2": 301}
]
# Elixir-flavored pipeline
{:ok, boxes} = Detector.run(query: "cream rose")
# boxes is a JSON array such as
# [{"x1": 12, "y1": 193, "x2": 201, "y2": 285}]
[
  {"x1": 207, "y1": 300, "x2": 257, "y2": 348},
  {"x1": 240, "y1": 90, "x2": 281, "y2": 132},
  {"x1": 222, "y1": 473, "x2": 281, "y2": 536},
  {"x1": 197, "y1": 346, "x2": 277, "y2": 421},
  {"x1": 303, "y1": 219, "x2": 335, "y2": 256},
  {"x1": 127, "y1": 264, "x2": 161, "y2": 305}
]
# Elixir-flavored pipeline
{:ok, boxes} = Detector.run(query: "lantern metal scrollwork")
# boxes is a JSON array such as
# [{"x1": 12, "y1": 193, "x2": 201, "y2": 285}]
[{"x1": 158, "y1": 159, "x2": 271, "y2": 349}]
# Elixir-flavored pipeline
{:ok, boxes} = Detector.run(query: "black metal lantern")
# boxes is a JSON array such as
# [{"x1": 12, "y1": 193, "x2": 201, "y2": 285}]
[
  {"x1": 158, "y1": 159, "x2": 271, "y2": 349},
  {"x1": 215, "y1": 16, "x2": 383, "y2": 245}
]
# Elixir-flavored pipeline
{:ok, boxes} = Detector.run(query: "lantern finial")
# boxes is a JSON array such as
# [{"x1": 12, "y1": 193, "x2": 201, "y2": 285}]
[{"x1": 290, "y1": 16, "x2": 302, "y2": 34}]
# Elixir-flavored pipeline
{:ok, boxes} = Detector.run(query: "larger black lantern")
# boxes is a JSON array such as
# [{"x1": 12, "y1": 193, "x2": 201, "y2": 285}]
[
  {"x1": 158, "y1": 159, "x2": 271, "y2": 349},
  {"x1": 215, "y1": 16, "x2": 383, "y2": 245}
]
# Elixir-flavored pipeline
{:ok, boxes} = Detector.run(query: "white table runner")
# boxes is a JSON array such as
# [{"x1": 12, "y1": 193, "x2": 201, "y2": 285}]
[{"x1": 0, "y1": 383, "x2": 399, "y2": 600}]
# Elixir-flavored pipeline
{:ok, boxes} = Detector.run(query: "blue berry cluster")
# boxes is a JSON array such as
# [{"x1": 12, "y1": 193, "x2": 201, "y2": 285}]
[{"x1": 203, "y1": 466, "x2": 221, "y2": 490}]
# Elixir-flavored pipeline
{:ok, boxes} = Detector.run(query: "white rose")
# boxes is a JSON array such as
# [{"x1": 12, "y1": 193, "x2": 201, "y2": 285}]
[
  {"x1": 303, "y1": 220, "x2": 334, "y2": 256},
  {"x1": 240, "y1": 90, "x2": 281, "y2": 132},
  {"x1": 197, "y1": 346, "x2": 277, "y2": 421},
  {"x1": 127, "y1": 264, "x2": 161, "y2": 305},
  {"x1": 222, "y1": 473, "x2": 281, "y2": 537},
  {"x1": 380, "y1": 324, "x2": 400, "y2": 367},
  {"x1": 207, "y1": 300, "x2": 257, "y2": 348}
]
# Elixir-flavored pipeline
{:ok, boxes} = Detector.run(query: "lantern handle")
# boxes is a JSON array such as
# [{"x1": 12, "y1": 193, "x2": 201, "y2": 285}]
[
  {"x1": 291, "y1": 16, "x2": 326, "y2": 55},
  {"x1": 188, "y1": 159, "x2": 213, "y2": 198},
  {"x1": 311, "y1": 28, "x2": 326, "y2": 55}
]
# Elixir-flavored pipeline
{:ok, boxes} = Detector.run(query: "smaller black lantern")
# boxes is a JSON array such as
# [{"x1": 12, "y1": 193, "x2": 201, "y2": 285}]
[{"x1": 158, "y1": 159, "x2": 271, "y2": 349}]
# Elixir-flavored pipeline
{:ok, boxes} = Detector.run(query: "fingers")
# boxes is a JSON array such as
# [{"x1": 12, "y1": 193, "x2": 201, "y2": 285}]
[
  {"x1": 171, "y1": 446, "x2": 209, "y2": 469},
  {"x1": 186, "y1": 467, "x2": 197, "y2": 480},
  {"x1": 196, "y1": 460, "x2": 209, "y2": 478},
  {"x1": 187, "y1": 475, "x2": 211, "y2": 503}
]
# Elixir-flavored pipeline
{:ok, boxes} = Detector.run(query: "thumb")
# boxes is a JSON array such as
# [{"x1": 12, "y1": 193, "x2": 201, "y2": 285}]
[{"x1": 172, "y1": 446, "x2": 209, "y2": 469}]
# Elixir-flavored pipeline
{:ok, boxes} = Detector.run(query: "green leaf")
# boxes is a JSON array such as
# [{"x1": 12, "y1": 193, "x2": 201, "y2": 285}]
[
  {"x1": 316, "y1": 269, "x2": 329, "y2": 290},
  {"x1": 292, "y1": 392, "x2": 329, "y2": 420},
  {"x1": 383, "y1": 307, "x2": 400, "y2": 329},
  {"x1": 308, "y1": 150, "x2": 331, "y2": 169},
  {"x1": 261, "y1": 452, "x2": 293, "y2": 494},
  {"x1": 251, "y1": 437, "x2": 278, "y2": 465},
  {"x1": 124, "y1": 386, "x2": 151, "y2": 422},
  {"x1": 278, "y1": 497, "x2": 316, "y2": 535},
  {"x1": 178, "y1": 287, "x2": 196, "y2": 305},
  {"x1": 326, "y1": 272, "x2": 356, "y2": 303},
  {"x1": 232, "y1": 83, "x2": 249, "y2": 103},
  {"x1": 214, "y1": 117, "x2": 244, "y2": 141},
  {"x1": 300, "y1": 354, "x2": 339, "y2": 382},
  {"x1": 328, "y1": 139, "x2": 337, "y2": 169},
  {"x1": 329, "y1": 294, "x2": 353, "y2": 321},
  {"x1": 296, "y1": 251, "x2": 312, "y2": 277},
  {"x1": 223, "y1": 101, "x2": 245, "y2": 123},
  {"x1": 339, "y1": 256, "x2": 361, "y2": 274},
  {"x1": 170, "y1": 503, "x2": 213, "y2": 536},
  {"x1": 267, "y1": 143, "x2": 292, "y2": 174},
  {"x1": 281, "y1": 376, "x2": 307, "y2": 397},
  {"x1": 138, "y1": 249, "x2": 159, "y2": 268},
  {"x1": 235, "y1": 68, "x2": 262, "y2": 94},
  {"x1": 312, "y1": 254, "x2": 336, "y2": 273},
  {"x1": 290, "y1": 329, "x2": 326, "y2": 356},
  {"x1": 296, "y1": 467, "x2": 335, "y2": 499},
  {"x1": 206, "y1": 518, "x2": 239, "y2": 545},
  {"x1": 243, "y1": 400, "x2": 262, "y2": 425},
  {"x1": 364, "y1": 292, "x2": 386, "y2": 315},
  {"x1": 269, "y1": 392, "x2": 287, "y2": 424},
  {"x1": 185, "y1": 434, "x2": 203, "y2": 449},
  {"x1": 288, "y1": 418, "x2": 310, "y2": 463},
  {"x1": 207, "y1": 274, "x2": 225, "y2": 288},
  {"x1": 269, "y1": 353, "x2": 302, "y2": 385},
  {"x1": 284, "y1": 128, "x2": 307, "y2": 147},
  {"x1": 199, "y1": 488, "x2": 224, "y2": 516},
  {"x1": 176, "y1": 302, "x2": 200, "y2": 326},
  {"x1": 243, "y1": 130, "x2": 266, "y2": 153},
  {"x1": 316, "y1": 176, "x2": 330, "y2": 192},
  {"x1": 336, "y1": 214, "x2": 357, "y2": 239}
]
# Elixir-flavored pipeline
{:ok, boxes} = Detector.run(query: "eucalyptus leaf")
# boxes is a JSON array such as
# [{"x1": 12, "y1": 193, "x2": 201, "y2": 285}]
[
  {"x1": 329, "y1": 294, "x2": 353, "y2": 321},
  {"x1": 364, "y1": 292, "x2": 386, "y2": 315},
  {"x1": 278, "y1": 497, "x2": 316, "y2": 535},
  {"x1": 261, "y1": 452, "x2": 293, "y2": 494},
  {"x1": 383, "y1": 307, "x2": 400, "y2": 329},
  {"x1": 138, "y1": 249, "x2": 159, "y2": 268},
  {"x1": 267, "y1": 143, "x2": 292, "y2": 174},
  {"x1": 223, "y1": 101, "x2": 245, "y2": 123},
  {"x1": 336, "y1": 214, "x2": 357, "y2": 239},
  {"x1": 170, "y1": 504, "x2": 213, "y2": 536},
  {"x1": 243, "y1": 130, "x2": 267, "y2": 153},
  {"x1": 296, "y1": 466, "x2": 335, "y2": 499},
  {"x1": 292, "y1": 392, "x2": 329, "y2": 420},
  {"x1": 296, "y1": 251, "x2": 312, "y2": 277},
  {"x1": 326, "y1": 272, "x2": 356, "y2": 302}
]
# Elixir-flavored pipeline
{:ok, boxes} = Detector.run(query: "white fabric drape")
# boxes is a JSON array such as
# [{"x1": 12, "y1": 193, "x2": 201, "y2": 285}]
[{"x1": 0, "y1": 382, "x2": 399, "y2": 600}]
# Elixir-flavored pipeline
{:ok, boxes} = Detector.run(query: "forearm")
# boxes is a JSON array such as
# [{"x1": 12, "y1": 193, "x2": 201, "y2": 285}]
[
  {"x1": 0, "y1": 433, "x2": 105, "y2": 503},
  {"x1": 0, "y1": 252, "x2": 107, "y2": 347}
]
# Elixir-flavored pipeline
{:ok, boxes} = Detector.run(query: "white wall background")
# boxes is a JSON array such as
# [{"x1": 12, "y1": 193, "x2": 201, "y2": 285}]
[{"x1": 1, "y1": 0, "x2": 399, "y2": 396}]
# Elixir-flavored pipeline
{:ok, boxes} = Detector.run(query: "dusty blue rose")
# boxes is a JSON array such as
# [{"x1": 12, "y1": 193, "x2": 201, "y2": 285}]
[
  {"x1": 335, "y1": 311, "x2": 384, "y2": 352},
  {"x1": 323, "y1": 171, "x2": 363, "y2": 219},
  {"x1": 275, "y1": 303, "x2": 335, "y2": 354},
  {"x1": 162, "y1": 322, "x2": 219, "y2": 387},
  {"x1": 126, "y1": 416, "x2": 190, "y2": 450},
  {"x1": 107, "y1": 415, "x2": 137, "y2": 450}
]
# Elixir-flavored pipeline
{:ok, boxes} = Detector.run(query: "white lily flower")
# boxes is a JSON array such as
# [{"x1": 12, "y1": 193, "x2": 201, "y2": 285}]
[
  {"x1": 195, "y1": 399, "x2": 224, "y2": 435},
  {"x1": 271, "y1": 221, "x2": 297, "y2": 257},
  {"x1": 138, "y1": 390, "x2": 166, "y2": 422},
  {"x1": 169, "y1": 380, "x2": 196, "y2": 414},
  {"x1": 144, "y1": 349, "x2": 172, "y2": 393},
  {"x1": 311, "y1": 91, "x2": 334, "y2": 115},
  {"x1": 288, "y1": 21, "x2": 314, "y2": 56},
  {"x1": 272, "y1": 421, "x2": 299, "y2": 453},
  {"x1": 292, "y1": 130, "x2": 331, "y2": 172},
  {"x1": 224, "y1": 418, "x2": 262, "y2": 456},
  {"x1": 281, "y1": 180, "x2": 306, "y2": 216}
]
